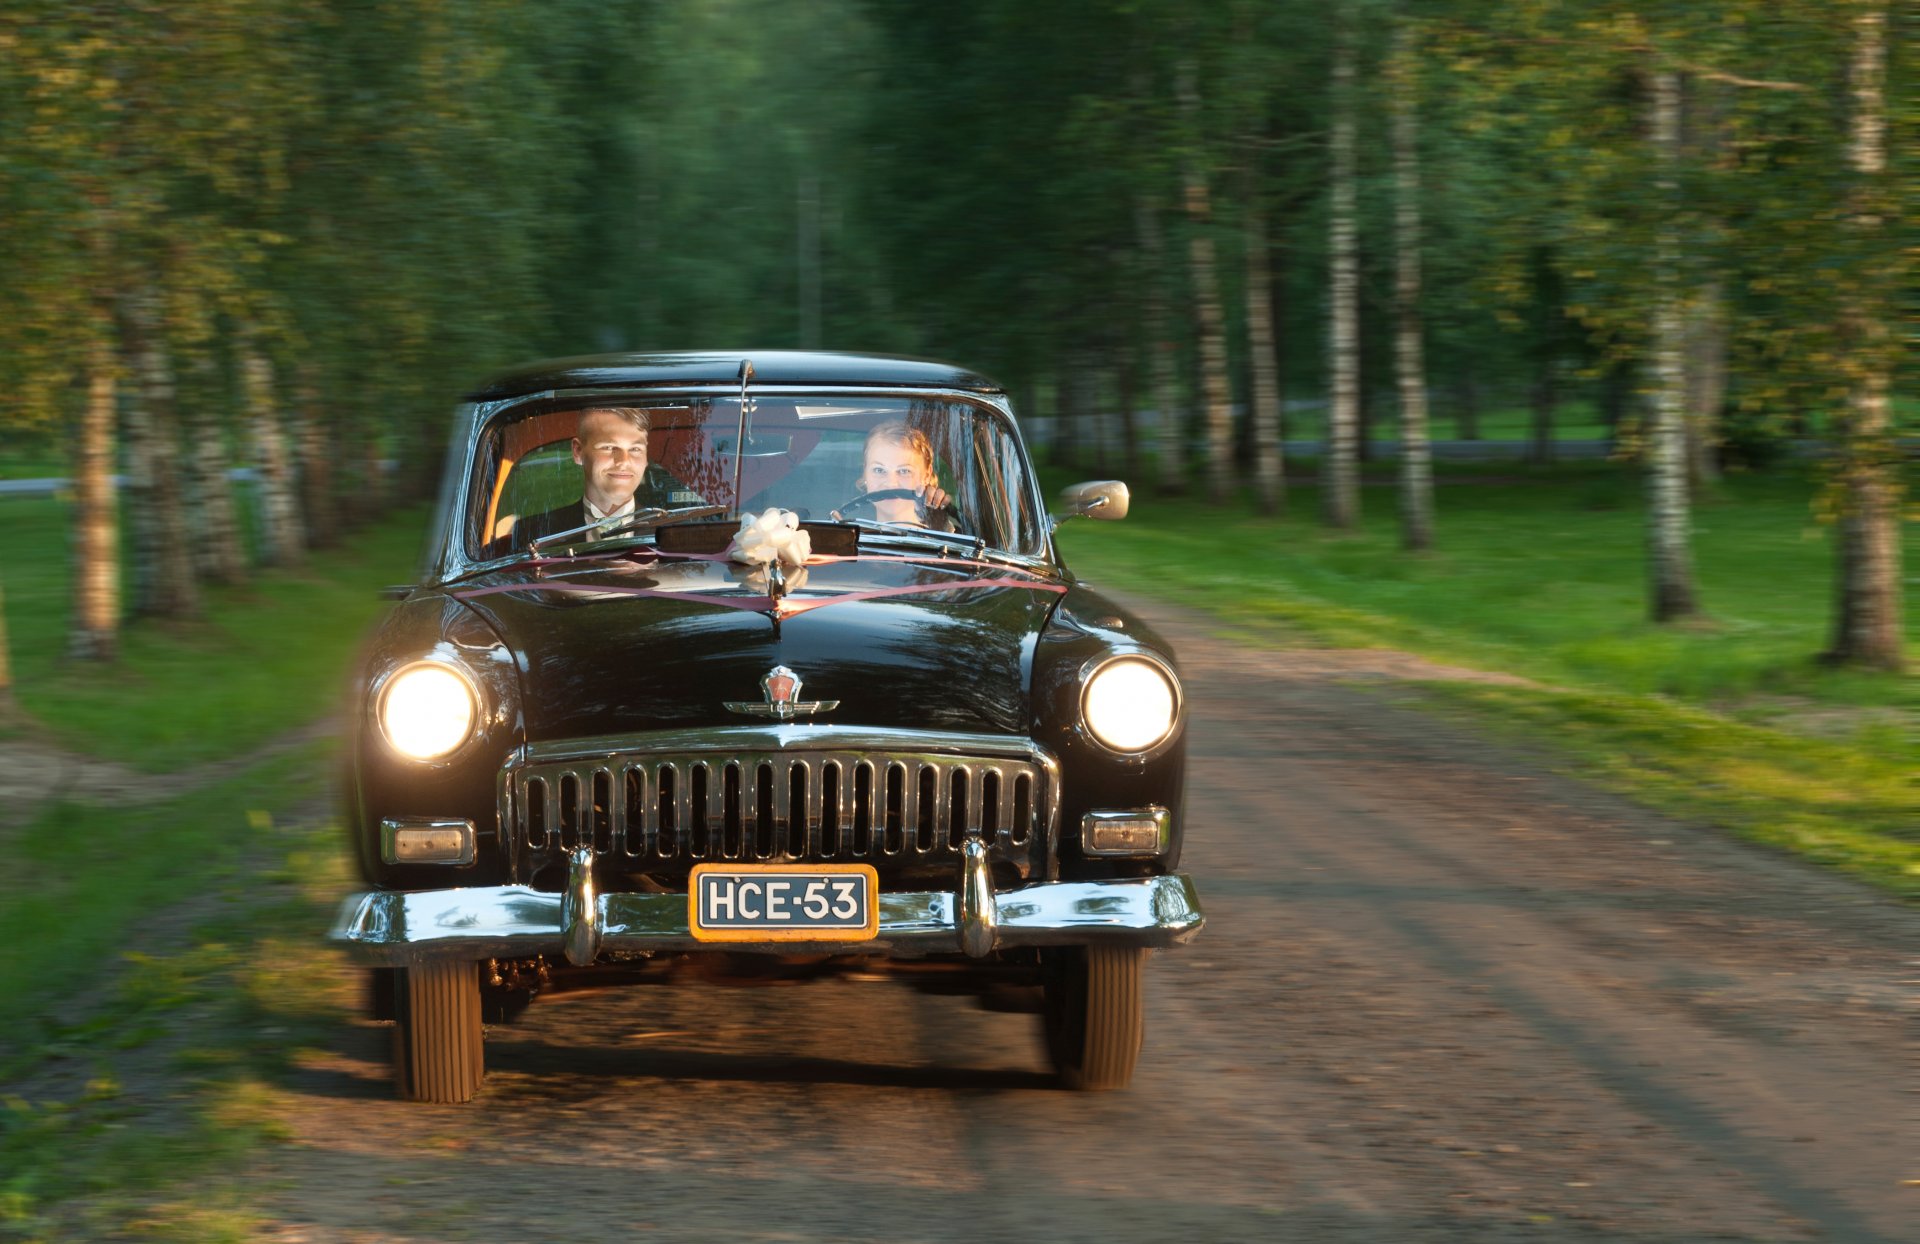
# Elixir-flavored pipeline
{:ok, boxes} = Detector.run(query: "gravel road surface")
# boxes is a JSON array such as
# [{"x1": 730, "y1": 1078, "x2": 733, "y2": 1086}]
[{"x1": 251, "y1": 598, "x2": 1914, "y2": 1243}]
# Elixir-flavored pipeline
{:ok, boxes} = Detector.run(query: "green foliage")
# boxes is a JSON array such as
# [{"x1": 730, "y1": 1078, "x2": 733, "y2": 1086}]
[
  {"x1": 1, "y1": 496, "x2": 425, "y2": 768},
  {"x1": 1055, "y1": 463, "x2": 1917, "y2": 893}
]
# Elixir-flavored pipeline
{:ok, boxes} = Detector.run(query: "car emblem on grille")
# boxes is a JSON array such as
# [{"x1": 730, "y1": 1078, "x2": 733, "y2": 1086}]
[{"x1": 723, "y1": 664, "x2": 839, "y2": 720}]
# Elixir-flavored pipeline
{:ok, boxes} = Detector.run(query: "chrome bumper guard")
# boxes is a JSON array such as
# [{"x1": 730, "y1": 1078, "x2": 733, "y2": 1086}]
[{"x1": 331, "y1": 851, "x2": 1204, "y2": 967}]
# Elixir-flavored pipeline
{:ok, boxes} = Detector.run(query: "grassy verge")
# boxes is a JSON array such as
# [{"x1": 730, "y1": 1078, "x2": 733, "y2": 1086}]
[
  {"x1": 2, "y1": 498, "x2": 426, "y2": 769},
  {"x1": 0, "y1": 777, "x2": 353, "y2": 1241},
  {"x1": 0, "y1": 500, "x2": 425, "y2": 1237},
  {"x1": 1053, "y1": 461, "x2": 1917, "y2": 898}
]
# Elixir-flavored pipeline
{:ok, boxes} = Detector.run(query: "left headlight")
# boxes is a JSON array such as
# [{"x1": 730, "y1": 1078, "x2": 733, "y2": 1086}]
[
  {"x1": 1080, "y1": 654, "x2": 1181, "y2": 755},
  {"x1": 378, "y1": 662, "x2": 478, "y2": 761}
]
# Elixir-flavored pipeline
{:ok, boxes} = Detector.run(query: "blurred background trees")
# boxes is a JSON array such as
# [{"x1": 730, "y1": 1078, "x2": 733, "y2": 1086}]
[{"x1": 0, "y1": 0, "x2": 1906, "y2": 667}]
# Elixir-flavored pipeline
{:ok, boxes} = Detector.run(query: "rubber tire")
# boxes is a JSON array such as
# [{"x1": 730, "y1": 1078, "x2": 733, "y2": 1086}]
[
  {"x1": 393, "y1": 961, "x2": 484, "y2": 1103},
  {"x1": 1042, "y1": 945, "x2": 1146, "y2": 1091}
]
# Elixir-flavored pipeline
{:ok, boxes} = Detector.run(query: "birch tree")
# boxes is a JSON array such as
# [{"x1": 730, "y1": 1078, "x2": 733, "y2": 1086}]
[
  {"x1": 1646, "y1": 65, "x2": 1700, "y2": 621},
  {"x1": 1324, "y1": 19, "x2": 1362, "y2": 530},
  {"x1": 1824, "y1": 3, "x2": 1903, "y2": 670},
  {"x1": 1178, "y1": 60, "x2": 1238, "y2": 505},
  {"x1": 1136, "y1": 193, "x2": 1190, "y2": 494},
  {"x1": 1391, "y1": 20, "x2": 1435, "y2": 551},
  {"x1": 243, "y1": 344, "x2": 305, "y2": 568},
  {"x1": 1244, "y1": 174, "x2": 1286, "y2": 515}
]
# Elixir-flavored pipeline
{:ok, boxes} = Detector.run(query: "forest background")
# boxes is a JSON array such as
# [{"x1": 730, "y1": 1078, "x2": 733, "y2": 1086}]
[{"x1": 0, "y1": 0, "x2": 1910, "y2": 858}]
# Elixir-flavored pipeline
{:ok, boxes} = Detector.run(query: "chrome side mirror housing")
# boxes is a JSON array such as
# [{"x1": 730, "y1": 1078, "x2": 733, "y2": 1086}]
[{"x1": 1056, "y1": 480, "x2": 1130, "y2": 525}]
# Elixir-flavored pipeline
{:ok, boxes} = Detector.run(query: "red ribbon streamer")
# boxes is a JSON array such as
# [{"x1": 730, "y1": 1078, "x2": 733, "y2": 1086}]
[{"x1": 452, "y1": 575, "x2": 1065, "y2": 618}]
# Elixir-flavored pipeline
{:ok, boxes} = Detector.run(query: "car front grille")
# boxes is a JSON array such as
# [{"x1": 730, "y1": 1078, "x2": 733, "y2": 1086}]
[{"x1": 501, "y1": 730, "x2": 1058, "y2": 884}]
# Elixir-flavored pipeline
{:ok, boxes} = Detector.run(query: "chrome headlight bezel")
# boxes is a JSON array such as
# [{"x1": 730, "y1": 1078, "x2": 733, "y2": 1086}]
[
  {"x1": 373, "y1": 659, "x2": 483, "y2": 765},
  {"x1": 1076, "y1": 651, "x2": 1184, "y2": 761}
]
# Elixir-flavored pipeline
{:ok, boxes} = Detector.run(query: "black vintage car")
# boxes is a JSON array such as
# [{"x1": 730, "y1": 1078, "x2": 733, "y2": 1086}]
[{"x1": 332, "y1": 351, "x2": 1203, "y2": 1101}]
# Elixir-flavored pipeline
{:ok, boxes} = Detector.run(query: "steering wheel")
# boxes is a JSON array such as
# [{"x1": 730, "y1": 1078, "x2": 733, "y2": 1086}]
[{"x1": 834, "y1": 487, "x2": 927, "y2": 524}]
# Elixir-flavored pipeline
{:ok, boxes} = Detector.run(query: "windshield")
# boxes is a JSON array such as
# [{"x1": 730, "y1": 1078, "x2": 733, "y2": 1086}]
[{"x1": 464, "y1": 394, "x2": 1045, "y2": 560}]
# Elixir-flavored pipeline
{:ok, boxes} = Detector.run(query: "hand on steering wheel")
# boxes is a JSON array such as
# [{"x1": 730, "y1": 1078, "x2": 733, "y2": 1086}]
[{"x1": 832, "y1": 487, "x2": 927, "y2": 524}]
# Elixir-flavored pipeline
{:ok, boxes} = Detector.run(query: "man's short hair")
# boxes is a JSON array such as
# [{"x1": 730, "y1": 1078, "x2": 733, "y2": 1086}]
[{"x1": 580, "y1": 406, "x2": 650, "y2": 433}]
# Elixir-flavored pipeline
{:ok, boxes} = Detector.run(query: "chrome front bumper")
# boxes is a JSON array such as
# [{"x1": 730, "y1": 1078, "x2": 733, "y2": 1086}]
[{"x1": 331, "y1": 848, "x2": 1203, "y2": 967}]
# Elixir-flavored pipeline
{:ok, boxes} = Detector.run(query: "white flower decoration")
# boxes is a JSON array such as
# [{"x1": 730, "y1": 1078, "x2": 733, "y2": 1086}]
[{"x1": 731, "y1": 507, "x2": 812, "y2": 569}]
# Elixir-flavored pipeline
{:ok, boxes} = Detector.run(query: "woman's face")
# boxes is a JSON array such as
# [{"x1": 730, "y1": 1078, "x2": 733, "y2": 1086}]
[{"x1": 861, "y1": 440, "x2": 932, "y2": 495}]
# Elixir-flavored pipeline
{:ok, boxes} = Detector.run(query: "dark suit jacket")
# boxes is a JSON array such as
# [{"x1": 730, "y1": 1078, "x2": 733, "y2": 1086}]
[{"x1": 492, "y1": 465, "x2": 701, "y2": 555}]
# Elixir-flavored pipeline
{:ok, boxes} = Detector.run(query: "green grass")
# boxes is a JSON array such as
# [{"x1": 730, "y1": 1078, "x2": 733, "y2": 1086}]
[
  {"x1": 0, "y1": 786, "x2": 353, "y2": 1236},
  {"x1": 1054, "y1": 461, "x2": 1918, "y2": 897},
  {"x1": 1, "y1": 497, "x2": 426, "y2": 769}
]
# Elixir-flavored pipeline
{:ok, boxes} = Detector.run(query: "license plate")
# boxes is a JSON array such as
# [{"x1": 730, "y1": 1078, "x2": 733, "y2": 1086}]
[{"x1": 688, "y1": 864, "x2": 879, "y2": 942}]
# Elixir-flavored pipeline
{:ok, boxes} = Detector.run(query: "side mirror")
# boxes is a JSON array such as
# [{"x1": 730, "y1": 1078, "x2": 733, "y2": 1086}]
[{"x1": 1056, "y1": 480, "x2": 1130, "y2": 523}]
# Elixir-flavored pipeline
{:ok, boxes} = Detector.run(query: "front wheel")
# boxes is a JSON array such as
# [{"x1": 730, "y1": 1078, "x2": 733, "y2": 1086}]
[
  {"x1": 392, "y1": 961, "x2": 484, "y2": 1103},
  {"x1": 1041, "y1": 945, "x2": 1146, "y2": 1091}
]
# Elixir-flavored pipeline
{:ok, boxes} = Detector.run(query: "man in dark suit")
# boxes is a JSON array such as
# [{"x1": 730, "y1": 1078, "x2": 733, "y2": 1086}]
[{"x1": 502, "y1": 406, "x2": 704, "y2": 551}]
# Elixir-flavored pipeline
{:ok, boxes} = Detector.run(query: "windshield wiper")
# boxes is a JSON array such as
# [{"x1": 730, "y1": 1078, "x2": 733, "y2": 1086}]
[{"x1": 528, "y1": 504, "x2": 731, "y2": 557}]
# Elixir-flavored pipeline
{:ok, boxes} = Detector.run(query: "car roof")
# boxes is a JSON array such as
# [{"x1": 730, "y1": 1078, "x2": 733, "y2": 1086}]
[{"x1": 465, "y1": 351, "x2": 1006, "y2": 401}]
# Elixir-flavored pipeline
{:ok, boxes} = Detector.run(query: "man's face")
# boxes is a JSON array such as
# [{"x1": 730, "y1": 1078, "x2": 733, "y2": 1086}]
[{"x1": 573, "y1": 410, "x2": 649, "y2": 511}]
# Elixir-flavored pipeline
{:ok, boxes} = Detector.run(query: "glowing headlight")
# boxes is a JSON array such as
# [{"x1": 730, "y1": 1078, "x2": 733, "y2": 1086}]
[
  {"x1": 379, "y1": 663, "x2": 478, "y2": 761},
  {"x1": 1081, "y1": 656, "x2": 1180, "y2": 753}
]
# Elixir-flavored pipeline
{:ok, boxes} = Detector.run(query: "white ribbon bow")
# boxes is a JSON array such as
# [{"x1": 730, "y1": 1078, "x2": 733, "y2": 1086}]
[{"x1": 730, "y1": 507, "x2": 812, "y2": 570}]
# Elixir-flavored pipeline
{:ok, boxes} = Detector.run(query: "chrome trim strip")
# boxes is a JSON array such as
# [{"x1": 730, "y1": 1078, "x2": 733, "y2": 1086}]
[
  {"x1": 958, "y1": 838, "x2": 997, "y2": 958},
  {"x1": 519, "y1": 724, "x2": 1054, "y2": 765},
  {"x1": 1080, "y1": 807, "x2": 1172, "y2": 857},
  {"x1": 330, "y1": 874, "x2": 1203, "y2": 965}
]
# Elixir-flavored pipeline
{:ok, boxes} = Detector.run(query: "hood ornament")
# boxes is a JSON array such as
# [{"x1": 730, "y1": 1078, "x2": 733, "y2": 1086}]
[{"x1": 724, "y1": 664, "x2": 838, "y2": 720}]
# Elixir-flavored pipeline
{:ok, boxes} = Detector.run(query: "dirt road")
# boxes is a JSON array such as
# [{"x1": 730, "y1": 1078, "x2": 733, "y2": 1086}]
[{"x1": 254, "y1": 600, "x2": 1914, "y2": 1243}]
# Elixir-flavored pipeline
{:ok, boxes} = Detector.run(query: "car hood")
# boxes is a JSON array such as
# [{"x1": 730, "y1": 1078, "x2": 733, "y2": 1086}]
[{"x1": 448, "y1": 553, "x2": 1059, "y2": 742}]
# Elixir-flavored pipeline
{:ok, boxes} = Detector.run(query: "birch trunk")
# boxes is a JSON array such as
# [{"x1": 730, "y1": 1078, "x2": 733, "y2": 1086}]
[
  {"x1": 0, "y1": 585, "x2": 13, "y2": 711},
  {"x1": 188, "y1": 354, "x2": 247, "y2": 585},
  {"x1": 1116, "y1": 352, "x2": 1140, "y2": 477},
  {"x1": 297, "y1": 365, "x2": 337, "y2": 549},
  {"x1": 1683, "y1": 283, "x2": 1726, "y2": 486},
  {"x1": 125, "y1": 295, "x2": 200, "y2": 618},
  {"x1": 1177, "y1": 61, "x2": 1236, "y2": 506},
  {"x1": 1324, "y1": 25, "x2": 1361, "y2": 528},
  {"x1": 1529, "y1": 362, "x2": 1557, "y2": 465},
  {"x1": 1135, "y1": 194, "x2": 1187, "y2": 494},
  {"x1": 1825, "y1": 6, "x2": 1902, "y2": 669},
  {"x1": 71, "y1": 313, "x2": 120, "y2": 661},
  {"x1": 1392, "y1": 23, "x2": 1434, "y2": 551},
  {"x1": 1243, "y1": 177, "x2": 1285, "y2": 515},
  {"x1": 243, "y1": 344, "x2": 306, "y2": 567},
  {"x1": 1647, "y1": 67, "x2": 1700, "y2": 622}
]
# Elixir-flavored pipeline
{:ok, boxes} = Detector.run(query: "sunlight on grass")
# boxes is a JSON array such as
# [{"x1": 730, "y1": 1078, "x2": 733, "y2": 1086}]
[
  {"x1": 1, "y1": 499, "x2": 427, "y2": 769},
  {"x1": 1053, "y1": 464, "x2": 1917, "y2": 896}
]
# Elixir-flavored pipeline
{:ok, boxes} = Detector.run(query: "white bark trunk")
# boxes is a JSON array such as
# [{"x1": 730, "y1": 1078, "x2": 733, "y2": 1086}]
[
  {"x1": 188, "y1": 353, "x2": 247, "y2": 585},
  {"x1": 1244, "y1": 182, "x2": 1285, "y2": 515},
  {"x1": 1135, "y1": 194, "x2": 1187, "y2": 494},
  {"x1": 243, "y1": 345, "x2": 306, "y2": 567},
  {"x1": 1647, "y1": 66, "x2": 1700, "y2": 621},
  {"x1": 1683, "y1": 282, "x2": 1726, "y2": 486},
  {"x1": 1325, "y1": 26, "x2": 1361, "y2": 529},
  {"x1": 72, "y1": 314, "x2": 120, "y2": 660},
  {"x1": 1392, "y1": 23, "x2": 1434, "y2": 551},
  {"x1": 1826, "y1": 6, "x2": 1902, "y2": 669},
  {"x1": 125, "y1": 295, "x2": 200, "y2": 618},
  {"x1": 1179, "y1": 61, "x2": 1236, "y2": 505},
  {"x1": 297, "y1": 366, "x2": 337, "y2": 549}
]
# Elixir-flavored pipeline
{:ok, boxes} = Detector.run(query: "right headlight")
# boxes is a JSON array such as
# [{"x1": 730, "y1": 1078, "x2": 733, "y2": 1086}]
[
  {"x1": 1080, "y1": 655, "x2": 1181, "y2": 754},
  {"x1": 377, "y1": 661, "x2": 479, "y2": 762}
]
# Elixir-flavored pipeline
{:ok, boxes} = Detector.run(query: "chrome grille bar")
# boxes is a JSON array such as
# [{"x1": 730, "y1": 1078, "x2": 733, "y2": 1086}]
[{"x1": 503, "y1": 739, "x2": 1057, "y2": 874}]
